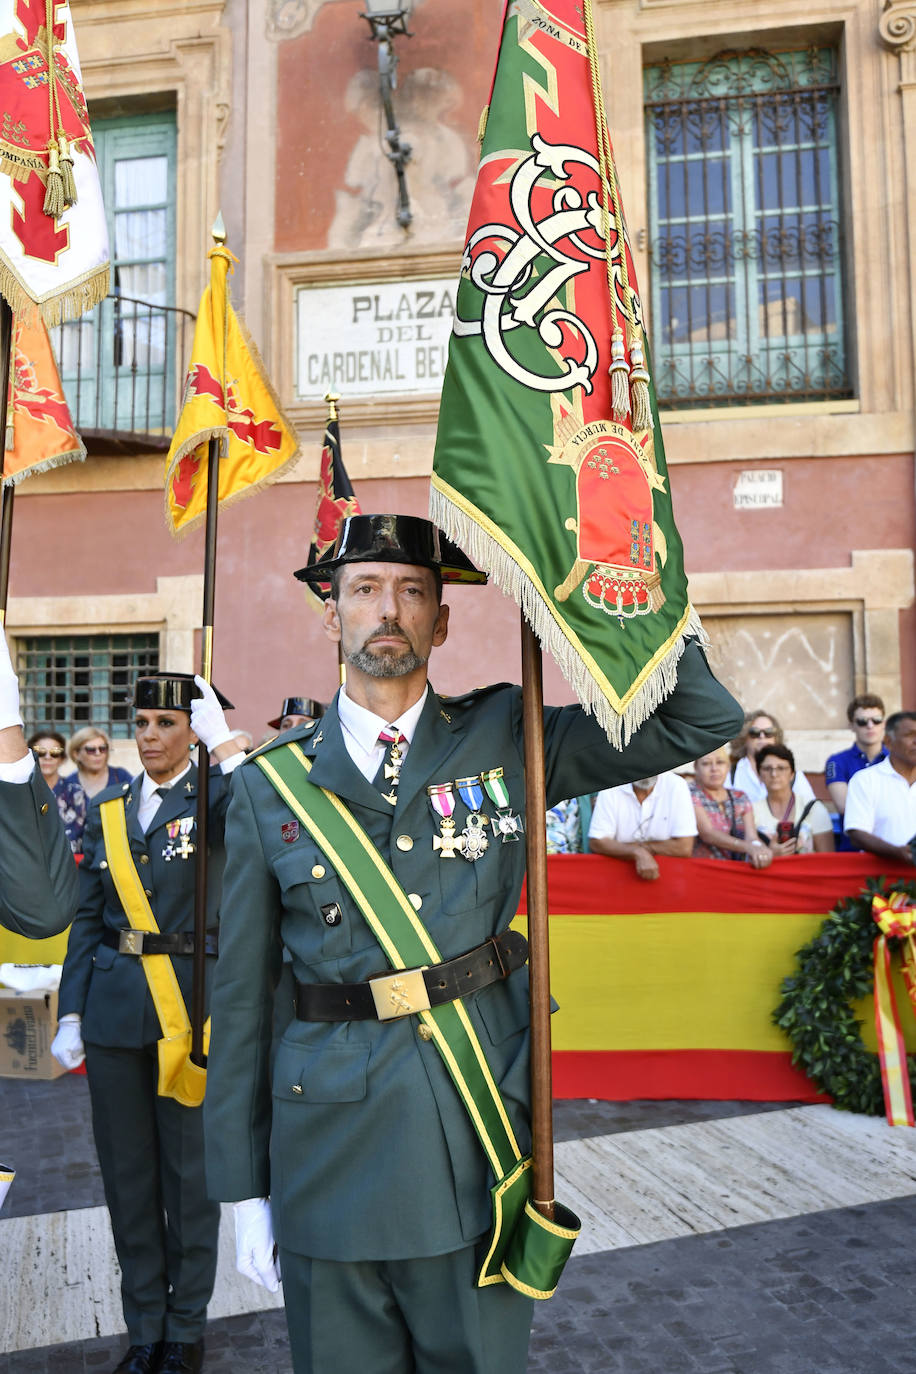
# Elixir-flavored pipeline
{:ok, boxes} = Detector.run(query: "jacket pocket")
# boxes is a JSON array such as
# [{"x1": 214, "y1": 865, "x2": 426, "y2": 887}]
[
  {"x1": 91, "y1": 942, "x2": 118, "y2": 971},
  {"x1": 273, "y1": 1038, "x2": 369, "y2": 1104},
  {"x1": 269, "y1": 844, "x2": 352, "y2": 960}
]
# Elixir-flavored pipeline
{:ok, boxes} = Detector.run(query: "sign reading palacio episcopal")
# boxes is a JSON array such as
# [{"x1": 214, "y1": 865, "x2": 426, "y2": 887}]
[{"x1": 296, "y1": 278, "x2": 456, "y2": 401}]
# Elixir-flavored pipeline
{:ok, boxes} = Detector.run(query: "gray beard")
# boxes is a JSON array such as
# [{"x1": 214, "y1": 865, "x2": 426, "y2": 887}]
[{"x1": 347, "y1": 644, "x2": 427, "y2": 678}]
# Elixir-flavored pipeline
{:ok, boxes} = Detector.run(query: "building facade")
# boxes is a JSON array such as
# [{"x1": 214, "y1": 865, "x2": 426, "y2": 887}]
[{"x1": 6, "y1": 0, "x2": 914, "y2": 777}]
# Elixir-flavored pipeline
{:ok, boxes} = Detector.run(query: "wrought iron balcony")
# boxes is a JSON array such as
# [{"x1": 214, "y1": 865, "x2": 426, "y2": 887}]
[{"x1": 52, "y1": 292, "x2": 196, "y2": 451}]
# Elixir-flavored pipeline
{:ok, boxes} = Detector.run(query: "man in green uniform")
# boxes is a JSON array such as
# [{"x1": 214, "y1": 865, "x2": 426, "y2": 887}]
[
  {"x1": 54, "y1": 673, "x2": 243, "y2": 1374},
  {"x1": 0, "y1": 626, "x2": 77, "y2": 936},
  {"x1": 205, "y1": 515, "x2": 743, "y2": 1374}
]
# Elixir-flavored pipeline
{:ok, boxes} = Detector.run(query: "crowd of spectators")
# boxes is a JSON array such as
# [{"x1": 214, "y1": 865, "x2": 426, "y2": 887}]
[{"x1": 561, "y1": 693, "x2": 916, "y2": 879}]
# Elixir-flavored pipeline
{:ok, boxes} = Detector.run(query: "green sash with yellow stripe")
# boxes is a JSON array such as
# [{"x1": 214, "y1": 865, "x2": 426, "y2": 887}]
[
  {"x1": 255, "y1": 741, "x2": 580, "y2": 1299},
  {"x1": 99, "y1": 796, "x2": 209, "y2": 1108}
]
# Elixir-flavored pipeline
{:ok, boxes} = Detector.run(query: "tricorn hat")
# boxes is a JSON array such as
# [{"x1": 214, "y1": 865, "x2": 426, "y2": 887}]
[
  {"x1": 133, "y1": 673, "x2": 234, "y2": 713},
  {"x1": 293, "y1": 514, "x2": 486, "y2": 586},
  {"x1": 267, "y1": 697, "x2": 326, "y2": 730}
]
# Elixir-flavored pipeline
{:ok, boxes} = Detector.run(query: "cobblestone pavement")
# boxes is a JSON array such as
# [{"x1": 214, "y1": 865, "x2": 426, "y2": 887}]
[{"x1": 3, "y1": 1076, "x2": 914, "y2": 1373}]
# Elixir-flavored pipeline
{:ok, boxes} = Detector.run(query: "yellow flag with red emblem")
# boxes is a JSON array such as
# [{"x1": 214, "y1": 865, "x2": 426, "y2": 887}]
[
  {"x1": 4, "y1": 312, "x2": 84, "y2": 484},
  {"x1": 164, "y1": 246, "x2": 300, "y2": 536}
]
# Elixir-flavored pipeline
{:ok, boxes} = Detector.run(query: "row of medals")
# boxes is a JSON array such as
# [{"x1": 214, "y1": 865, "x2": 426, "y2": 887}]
[{"x1": 381, "y1": 739, "x2": 523, "y2": 862}]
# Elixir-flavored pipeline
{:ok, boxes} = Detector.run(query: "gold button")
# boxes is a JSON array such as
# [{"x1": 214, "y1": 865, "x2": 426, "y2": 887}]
[
  {"x1": 417, "y1": 1024, "x2": 433, "y2": 1042},
  {"x1": 144, "y1": 888, "x2": 153, "y2": 897},
  {"x1": 40, "y1": 803, "x2": 48, "y2": 814},
  {"x1": 139, "y1": 855, "x2": 149, "y2": 865},
  {"x1": 291, "y1": 1083, "x2": 303, "y2": 1095},
  {"x1": 396, "y1": 835, "x2": 413, "y2": 852},
  {"x1": 408, "y1": 892, "x2": 422, "y2": 910},
  {"x1": 100, "y1": 860, "x2": 109, "y2": 870},
  {"x1": 311, "y1": 864, "x2": 326, "y2": 879}
]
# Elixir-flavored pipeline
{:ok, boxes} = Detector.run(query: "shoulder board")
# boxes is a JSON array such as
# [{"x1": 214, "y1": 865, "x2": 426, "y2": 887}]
[
  {"x1": 243, "y1": 720, "x2": 318, "y2": 764},
  {"x1": 90, "y1": 776, "x2": 137, "y2": 807},
  {"x1": 438, "y1": 683, "x2": 513, "y2": 707}
]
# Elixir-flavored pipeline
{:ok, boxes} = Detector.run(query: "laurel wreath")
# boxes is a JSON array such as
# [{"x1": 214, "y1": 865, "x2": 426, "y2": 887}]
[{"x1": 772, "y1": 876, "x2": 916, "y2": 1114}]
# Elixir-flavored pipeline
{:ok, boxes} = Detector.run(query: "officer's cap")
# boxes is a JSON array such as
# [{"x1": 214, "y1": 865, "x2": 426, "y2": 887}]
[
  {"x1": 133, "y1": 673, "x2": 234, "y2": 714},
  {"x1": 267, "y1": 697, "x2": 326, "y2": 730},
  {"x1": 293, "y1": 514, "x2": 486, "y2": 586}
]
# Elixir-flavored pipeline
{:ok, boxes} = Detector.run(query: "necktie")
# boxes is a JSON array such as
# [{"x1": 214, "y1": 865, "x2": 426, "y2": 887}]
[{"x1": 377, "y1": 728, "x2": 406, "y2": 806}]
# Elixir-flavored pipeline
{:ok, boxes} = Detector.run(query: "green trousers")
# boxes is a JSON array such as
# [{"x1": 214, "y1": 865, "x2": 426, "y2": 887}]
[
  {"x1": 85, "y1": 1041, "x2": 220, "y2": 1344},
  {"x1": 278, "y1": 1242, "x2": 534, "y2": 1374}
]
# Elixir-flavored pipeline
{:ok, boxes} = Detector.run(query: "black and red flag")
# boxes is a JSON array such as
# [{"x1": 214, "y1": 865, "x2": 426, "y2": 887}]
[{"x1": 303, "y1": 395, "x2": 361, "y2": 611}]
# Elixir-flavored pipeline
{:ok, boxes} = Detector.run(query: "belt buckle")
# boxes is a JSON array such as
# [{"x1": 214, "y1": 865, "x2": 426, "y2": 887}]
[
  {"x1": 118, "y1": 929, "x2": 144, "y2": 956},
  {"x1": 369, "y1": 967, "x2": 430, "y2": 1021}
]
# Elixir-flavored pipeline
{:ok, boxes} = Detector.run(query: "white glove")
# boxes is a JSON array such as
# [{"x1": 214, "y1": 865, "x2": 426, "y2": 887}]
[
  {"x1": 233, "y1": 1197, "x2": 281, "y2": 1291},
  {"x1": 0, "y1": 629, "x2": 22, "y2": 731},
  {"x1": 190, "y1": 675, "x2": 232, "y2": 751},
  {"x1": 51, "y1": 1014, "x2": 85, "y2": 1070}
]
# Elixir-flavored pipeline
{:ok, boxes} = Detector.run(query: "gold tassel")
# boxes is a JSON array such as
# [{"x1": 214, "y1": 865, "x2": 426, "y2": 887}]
[
  {"x1": 43, "y1": 141, "x2": 64, "y2": 219},
  {"x1": 628, "y1": 336, "x2": 652, "y2": 432},
  {"x1": 57, "y1": 132, "x2": 77, "y2": 207},
  {"x1": 477, "y1": 104, "x2": 489, "y2": 144},
  {"x1": 609, "y1": 329, "x2": 630, "y2": 420}
]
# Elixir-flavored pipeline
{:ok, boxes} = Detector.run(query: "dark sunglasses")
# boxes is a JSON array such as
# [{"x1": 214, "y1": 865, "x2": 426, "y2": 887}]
[
  {"x1": 853, "y1": 716, "x2": 883, "y2": 727},
  {"x1": 34, "y1": 747, "x2": 64, "y2": 759},
  {"x1": 82, "y1": 743, "x2": 109, "y2": 754},
  {"x1": 748, "y1": 727, "x2": 776, "y2": 739}
]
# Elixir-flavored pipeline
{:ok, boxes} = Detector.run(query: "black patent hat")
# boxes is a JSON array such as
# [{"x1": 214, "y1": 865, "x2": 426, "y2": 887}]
[
  {"x1": 267, "y1": 697, "x2": 326, "y2": 730},
  {"x1": 133, "y1": 673, "x2": 234, "y2": 713},
  {"x1": 293, "y1": 514, "x2": 486, "y2": 586}
]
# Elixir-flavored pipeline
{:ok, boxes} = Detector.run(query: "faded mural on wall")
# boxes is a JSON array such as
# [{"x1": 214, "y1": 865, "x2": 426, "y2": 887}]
[{"x1": 328, "y1": 66, "x2": 475, "y2": 250}]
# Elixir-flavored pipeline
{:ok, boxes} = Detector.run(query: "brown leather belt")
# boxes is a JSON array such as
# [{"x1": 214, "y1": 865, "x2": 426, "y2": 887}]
[
  {"x1": 295, "y1": 929, "x2": 529, "y2": 1022},
  {"x1": 102, "y1": 928, "x2": 220, "y2": 957}
]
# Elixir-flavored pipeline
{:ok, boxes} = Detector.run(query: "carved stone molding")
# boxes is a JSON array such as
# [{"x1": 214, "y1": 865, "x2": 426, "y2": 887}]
[
  {"x1": 880, "y1": 2, "x2": 916, "y2": 53},
  {"x1": 266, "y1": 0, "x2": 343, "y2": 42}
]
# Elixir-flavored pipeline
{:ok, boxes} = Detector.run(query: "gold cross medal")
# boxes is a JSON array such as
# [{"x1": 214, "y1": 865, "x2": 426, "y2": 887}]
[
  {"x1": 163, "y1": 817, "x2": 196, "y2": 862},
  {"x1": 455, "y1": 777, "x2": 490, "y2": 862},
  {"x1": 481, "y1": 766, "x2": 524, "y2": 843},
  {"x1": 428, "y1": 783, "x2": 464, "y2": 859}
]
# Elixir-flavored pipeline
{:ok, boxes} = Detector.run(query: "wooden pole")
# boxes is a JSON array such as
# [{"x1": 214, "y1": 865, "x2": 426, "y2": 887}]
[
  {"x1": 190, "y1": 212, "x2": 227, "y2": 1067},
  {"x1": 521, "y1": 612, "x2": 555, "y2": 1219},
  {"x1": 0, "y1": 298, "x2": 16, "y2": 625}
]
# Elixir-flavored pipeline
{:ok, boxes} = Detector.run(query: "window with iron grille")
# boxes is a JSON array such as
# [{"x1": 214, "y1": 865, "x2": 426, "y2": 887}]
[
  {"x1": 18, "y1": 634, "x2": 160, "y2": 739},
  {"x1": 644, "y1": 46, "x2": 849, "y2": 408}
]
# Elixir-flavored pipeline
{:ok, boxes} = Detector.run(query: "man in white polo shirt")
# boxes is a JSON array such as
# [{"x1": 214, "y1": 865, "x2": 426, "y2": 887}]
[
  {"x1": 588, "y1": 770, "x2": 697, "y2": 880},
  {"x1": 844, "y1": 711, "x2": 916, "y2": 865}
]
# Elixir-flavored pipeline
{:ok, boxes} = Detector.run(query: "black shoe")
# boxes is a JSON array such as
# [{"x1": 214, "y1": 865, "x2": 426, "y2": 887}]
[
  {"x1": 113, "y1": 1346, "x2": 162, "y2": 1374},
  {"x1": 157, "y1": 1341, "x2": 204, "y2": 1374}
]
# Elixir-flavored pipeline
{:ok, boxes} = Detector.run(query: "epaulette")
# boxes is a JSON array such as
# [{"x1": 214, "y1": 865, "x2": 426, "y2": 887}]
[
  {"x1": 243, "y1": 719, "x2": 319, "y2": 764},
  {"x1": 439, "y1": 682, "x2": 513, "y2": 707}
]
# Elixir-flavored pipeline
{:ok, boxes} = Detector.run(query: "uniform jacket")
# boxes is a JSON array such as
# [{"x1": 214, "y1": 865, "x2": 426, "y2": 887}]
[
  {"x1": 58, "y1": 763, "x2": 231, "y2": 1047},
  {"x1": 205, "y1": 640, "x2": 742, "y2": 1262},
  {"x1": 0, "y1": 769, "x2": 78, "y2": 937}
]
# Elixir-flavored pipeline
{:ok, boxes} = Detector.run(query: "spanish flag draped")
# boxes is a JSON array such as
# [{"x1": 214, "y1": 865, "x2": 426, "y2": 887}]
[
  {"x1": 431, "y1": 0, "x2": 699, "y2": 745},
  {"x1": 3, "y1": 311, "x2": 84, "y2": 484},
  {"x1": 164, "y1": 246, "x2": 300, "y2": 536}
]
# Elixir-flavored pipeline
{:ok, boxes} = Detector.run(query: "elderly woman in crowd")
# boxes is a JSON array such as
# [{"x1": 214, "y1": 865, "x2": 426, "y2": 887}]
[
  {"x1": 28, "y1": 728, "x2": 85, "y2": 854},
  {"x1": 689, "y1": 747, "x2": 772, "y2": 867},
  {"x1": 729, "y1": 709, "x2": 817, "y2": 807},
  {"x1": 69, "y1": 726, "x2": 132, "y2": 804},
  {"x1": 752, "y1": 743, "x2": 834, "y2": 856}
]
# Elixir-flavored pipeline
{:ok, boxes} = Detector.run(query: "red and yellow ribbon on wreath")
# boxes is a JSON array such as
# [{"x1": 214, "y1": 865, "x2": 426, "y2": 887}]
[{"x1": 871, "y1": 892, "x2": 916, "y2": 1126}]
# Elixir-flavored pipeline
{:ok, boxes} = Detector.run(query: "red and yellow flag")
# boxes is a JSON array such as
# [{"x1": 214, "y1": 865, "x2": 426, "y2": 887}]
[
  {"x1": 3, "y1": 312, "x2": 84, "y2": 484},
  {"x1": 164, "y1": 247, "x2": 300, "y2": 536},
  {"x1": 302, "y1": 399, "x2": 361, "y2": 612}
]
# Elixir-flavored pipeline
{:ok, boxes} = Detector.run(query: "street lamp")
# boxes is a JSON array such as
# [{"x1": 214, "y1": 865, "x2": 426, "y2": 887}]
[{"x1": 360, "y1": 1, "x2": 414, "y2": 229}]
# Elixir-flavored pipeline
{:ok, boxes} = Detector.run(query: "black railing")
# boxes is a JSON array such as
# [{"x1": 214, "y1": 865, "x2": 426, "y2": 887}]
[{"x1": 52, "y1": 293, "x2": 196, "y2": 448}]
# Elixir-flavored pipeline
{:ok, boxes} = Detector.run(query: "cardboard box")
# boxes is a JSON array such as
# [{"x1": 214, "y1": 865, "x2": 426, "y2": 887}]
[{"x1": 0, "y1": 987, "x2": 65, "y2": 1080}]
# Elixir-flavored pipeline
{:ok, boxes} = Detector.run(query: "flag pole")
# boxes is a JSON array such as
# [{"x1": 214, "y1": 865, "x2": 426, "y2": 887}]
[
  {"x1": 0, "y1": 299, "x2": 15, "y2": 624},
  {"x1": 521, "y1": 612, "x2": 555, "y2": 1220},
  {"x1": 190, "y1": 212, "x2": 227, "y2": 1067}
]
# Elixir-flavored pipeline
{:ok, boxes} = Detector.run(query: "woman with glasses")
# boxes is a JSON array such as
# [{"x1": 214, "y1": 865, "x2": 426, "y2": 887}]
[
  {"x1": 729, "y1": 709, "x2": 817, "y2": 808},
  {"x1": 69, "y1": 727, "x2": 132, "y2": 802},
  {"x1": 28, "y1": 728, "x2": 86, "y2": 854},
  {"x1": 752, "y1": 744, "x2": 834, "y2": 856},
  {"x1": 689, "y1": 746, "x2": 772, "y2": 867}
]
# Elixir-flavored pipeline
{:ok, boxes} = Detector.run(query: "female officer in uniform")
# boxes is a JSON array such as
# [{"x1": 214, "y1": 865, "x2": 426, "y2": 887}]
[{"x1": 53, "y1": 673, "x2": 243, "y2": 1374}]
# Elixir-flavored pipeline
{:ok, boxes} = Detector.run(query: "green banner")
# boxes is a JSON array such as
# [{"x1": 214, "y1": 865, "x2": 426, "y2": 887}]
[{"x1": 431, "y1": 0, "x2": 701, "y2": 745}]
